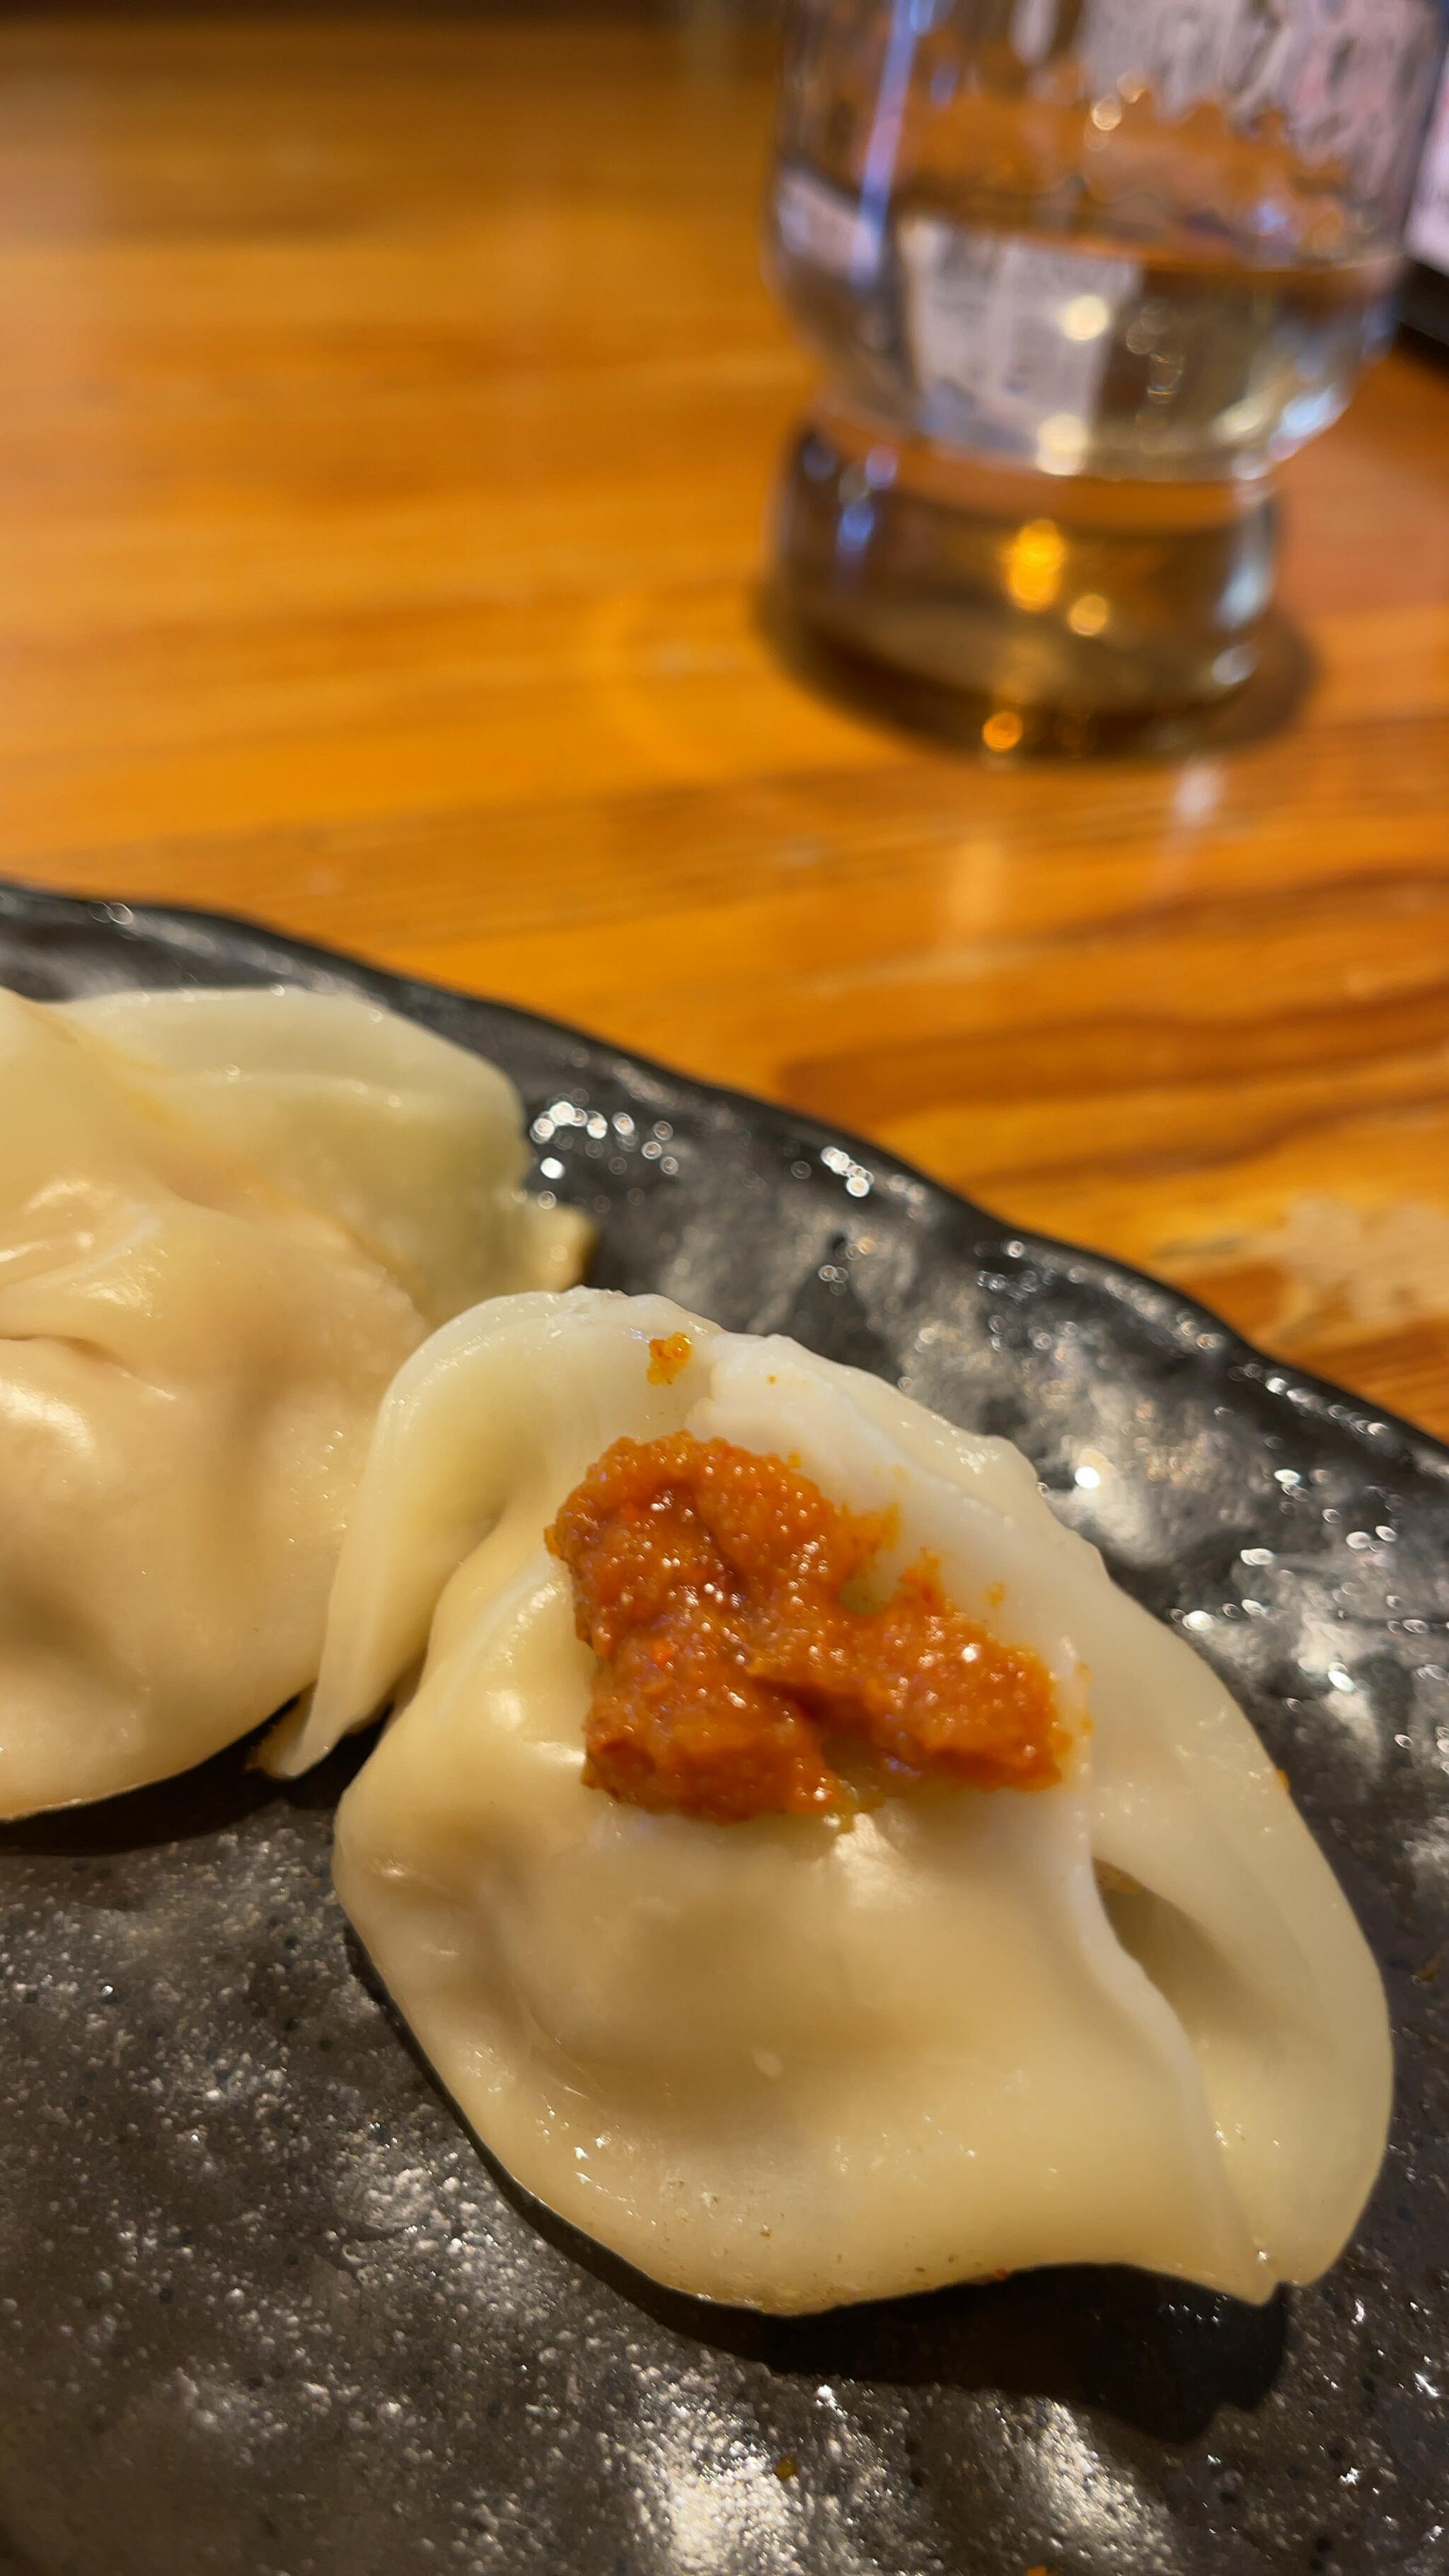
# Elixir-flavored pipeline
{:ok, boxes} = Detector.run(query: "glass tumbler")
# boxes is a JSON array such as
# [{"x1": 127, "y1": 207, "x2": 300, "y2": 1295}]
[{"x1": 766, "y1": 0, "x2": 1447, "y2": 745}]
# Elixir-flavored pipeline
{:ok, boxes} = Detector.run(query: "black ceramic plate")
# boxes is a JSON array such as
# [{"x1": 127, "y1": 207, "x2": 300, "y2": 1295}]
[{"x1": 0, "y1": 880, "x2": 1443, "y2": 2576}]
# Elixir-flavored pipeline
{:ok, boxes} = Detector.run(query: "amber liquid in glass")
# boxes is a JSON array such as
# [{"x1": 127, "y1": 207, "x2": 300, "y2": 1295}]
[{"x1": 766, "y1": 42, "x2": 1418, "y2": 739}]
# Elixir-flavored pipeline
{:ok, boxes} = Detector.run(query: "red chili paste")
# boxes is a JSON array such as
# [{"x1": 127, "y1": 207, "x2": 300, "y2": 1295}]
[
  {"x1": 545, "y1": 1433, "x2": 1063, "y2": 1823},
  {"x1": 647, "y1": 1332, "x2": 693, "y2": 1386}
]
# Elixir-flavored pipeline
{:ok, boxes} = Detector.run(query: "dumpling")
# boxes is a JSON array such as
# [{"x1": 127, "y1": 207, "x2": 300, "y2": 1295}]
[
  {"x1": 58, "y1": 985, "x2": 585, "y2": 1322},
  {"x1": 0, "y1": 986, "x2": 583, "y2": 1818},
  {"x1": 270, "y1": 1288, "x2": 1393, "y2": 2315}
]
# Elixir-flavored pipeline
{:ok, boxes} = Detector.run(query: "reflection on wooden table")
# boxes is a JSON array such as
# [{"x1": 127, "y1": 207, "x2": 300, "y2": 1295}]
[{"x1": 1, "y1": 10, "x2": 1448, "y2": 1426}]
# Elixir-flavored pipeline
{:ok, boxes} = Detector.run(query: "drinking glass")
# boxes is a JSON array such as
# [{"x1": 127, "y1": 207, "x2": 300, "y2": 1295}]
[{"x1": 766, "y1": 0, "x2": 1447, "y2": 746}]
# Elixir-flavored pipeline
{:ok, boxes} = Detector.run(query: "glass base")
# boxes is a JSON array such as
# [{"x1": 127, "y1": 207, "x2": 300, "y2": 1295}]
[{"x1": 771, "y1": 410, "x2": 1280, "y2": 752}]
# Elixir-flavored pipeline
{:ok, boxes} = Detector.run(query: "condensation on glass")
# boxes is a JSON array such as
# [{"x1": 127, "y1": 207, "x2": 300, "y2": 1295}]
[{"x1": 766, "y1": 0, "x2": 1446, "y2": 744}]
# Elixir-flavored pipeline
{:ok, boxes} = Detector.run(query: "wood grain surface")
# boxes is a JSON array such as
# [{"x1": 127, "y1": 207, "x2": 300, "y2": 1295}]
[{"x1": 3, "y1": 11, "x2": 1449, "y2": 1426}]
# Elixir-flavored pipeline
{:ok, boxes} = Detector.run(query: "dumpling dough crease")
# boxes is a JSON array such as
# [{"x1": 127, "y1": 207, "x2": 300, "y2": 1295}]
[
  {"x1": 0, "y1": 986, "x2": 583, "y2": 1818},
  {"x1": 272, "y1": 1288, "x2": 1392, "y2": 2315}
]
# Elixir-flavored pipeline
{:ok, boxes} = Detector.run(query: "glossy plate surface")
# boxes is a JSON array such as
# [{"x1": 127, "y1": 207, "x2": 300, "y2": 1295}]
[{"x1": 0, "y1": 881, "x2": 1443, "y2": 2576}]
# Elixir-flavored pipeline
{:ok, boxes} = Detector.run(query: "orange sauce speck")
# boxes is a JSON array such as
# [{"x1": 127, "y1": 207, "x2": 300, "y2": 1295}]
[
  {"x1": 647, "y1": 1332, "x2": 693, "y2": 1386},
  {"x1": 546, "y1": 1431, "x2": 1066, "y2": 1824}
]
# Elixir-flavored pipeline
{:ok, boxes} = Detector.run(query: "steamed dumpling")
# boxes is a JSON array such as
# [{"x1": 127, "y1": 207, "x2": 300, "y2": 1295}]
[
  {"x1": 0, "y1": 987, "x2": 583, "y2": 1818},
  {"x1": 59, "y1": 985, "x2": 584, "y2": 1322},
  {"x1": 271, "y1": 1288, "x2": 1392, "y2": 2315}
]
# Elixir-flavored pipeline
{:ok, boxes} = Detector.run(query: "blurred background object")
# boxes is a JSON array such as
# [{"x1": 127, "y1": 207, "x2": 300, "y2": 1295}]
[
  {"x1": 0, "y1": 0, "x2": 1448, "y2": 1440},
  {"x1": 1403, "y1": 41, "x2": 1449, "y2": 342},
  {"x1": 766, "y1": 0, "x2": 1447, "y2": 747}
]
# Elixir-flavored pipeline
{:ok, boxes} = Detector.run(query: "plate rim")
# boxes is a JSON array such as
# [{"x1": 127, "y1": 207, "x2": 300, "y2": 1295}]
[{"x1": 6, "y1": 866, "x2": 1446, "y2": 1486}]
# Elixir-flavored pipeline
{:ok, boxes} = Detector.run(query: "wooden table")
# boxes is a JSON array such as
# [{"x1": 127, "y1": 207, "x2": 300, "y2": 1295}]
[{"x1": 4, "y1": 11, "x2": 1449, "y2": 1428}]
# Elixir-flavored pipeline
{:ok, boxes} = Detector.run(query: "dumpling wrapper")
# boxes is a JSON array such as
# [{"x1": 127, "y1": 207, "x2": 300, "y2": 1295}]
[
  {"x1": 58, "y1": 985, "x2": 584, "y2": 1324},
  {"x1": 271, "y1": 1288, "x2": 1393, "y2": 2316},
  {"x1": 0, "y1": 988, "x2": 583, "y2": 1818}
]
